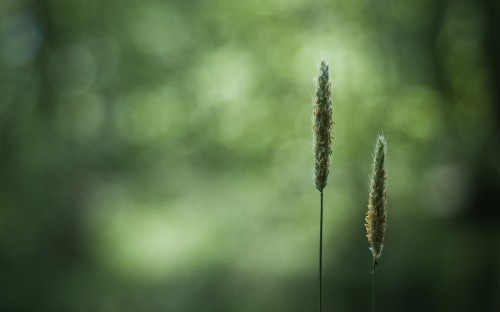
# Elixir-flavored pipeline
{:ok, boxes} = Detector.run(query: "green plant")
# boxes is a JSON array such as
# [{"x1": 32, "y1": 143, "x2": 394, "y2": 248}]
[
  {"x1": 312, "y1": 60, "x2": 333, "y2": 312},
  {"x1": 365, "y1": 134, "x2": 388, "y2": 312}
]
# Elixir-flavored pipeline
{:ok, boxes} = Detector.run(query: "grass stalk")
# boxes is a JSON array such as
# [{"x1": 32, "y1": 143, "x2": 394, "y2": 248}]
[
  {"x1": 319, "y1": 190, "x2": 324, "y2": 312},
  {"x1": 312, "y1": 60, "x2": 332, "y2": 312},
  {"x1": 372, "y1": 258, "x2": 376, "y2": 312},
  {"x1": 365, "y1": 134, "x2": 387, "y2": 312}
]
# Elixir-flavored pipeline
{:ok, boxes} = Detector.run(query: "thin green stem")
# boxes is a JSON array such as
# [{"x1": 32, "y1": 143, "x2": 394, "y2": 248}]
[
  {"x1": 372, "y1": 258, "x2": 377, "y2": 312},
  {"x1": 319, "y1": 190, "x2": 324, "y2": 312}
]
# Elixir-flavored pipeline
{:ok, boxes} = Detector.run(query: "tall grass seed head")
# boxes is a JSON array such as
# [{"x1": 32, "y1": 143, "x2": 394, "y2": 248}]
[
  {"x1": 313, "y1": 60, "x2": 333, "y2": 192},
  {"x1": 365, "y1": 134, "x2": 387, "y2": 260}
]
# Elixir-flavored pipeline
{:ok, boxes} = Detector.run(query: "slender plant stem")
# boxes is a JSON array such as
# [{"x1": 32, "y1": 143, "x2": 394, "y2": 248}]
[
  {"x1": 372, "y1": 258, "x2": 376, "y2": 312},
  {"x1": 319, "y1": 190, "x2": 324, "y2": 312}
]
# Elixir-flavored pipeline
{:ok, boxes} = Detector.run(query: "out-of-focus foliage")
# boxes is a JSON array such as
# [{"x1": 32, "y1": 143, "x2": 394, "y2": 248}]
[{"x1": 0, "y1": 0, "x2": 499, "y2": 311}]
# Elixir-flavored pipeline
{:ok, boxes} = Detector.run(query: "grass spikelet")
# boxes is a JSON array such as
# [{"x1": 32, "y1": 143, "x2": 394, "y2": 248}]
[
  {"x1": 365, "y1": 134, "x2": 387, "y2": 261},
  {"x1": 313, "y1": 60, "x2": 333, "y2": 192},
  {"x1": 365, "y1": 134, "x2": 387, "y2": 312},
  {"x1": 312, "y1": 60, "x2": 332, "y2": 312}
]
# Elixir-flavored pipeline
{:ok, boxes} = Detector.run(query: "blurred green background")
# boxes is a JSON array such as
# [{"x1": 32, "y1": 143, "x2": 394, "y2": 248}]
[{"x1": 1, "y1": 0, "x2": 499, "y2": 311}]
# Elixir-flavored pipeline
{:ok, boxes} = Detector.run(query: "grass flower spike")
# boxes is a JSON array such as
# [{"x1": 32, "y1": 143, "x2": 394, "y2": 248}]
[
  {"x1": 313, "y1": 60, "x2": 333, "y2": 192},
  {"x1": 365, "y1": 134, "x2": 387, "y2": 312},
  {"x1": 312, "y1": 60, "x2": 332, "y2": 312},
  {"x1": 365, "y1": 134, "x2": 387, "y2": 261}
]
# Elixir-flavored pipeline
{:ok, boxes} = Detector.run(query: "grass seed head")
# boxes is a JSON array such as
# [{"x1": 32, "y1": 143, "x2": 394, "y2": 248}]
[
  {"x1": 365, "y1": 134, "x2": 387, "y2": 260},
  {"x1": 313, "y1": 60, "x2": 333, "y2": 192}
]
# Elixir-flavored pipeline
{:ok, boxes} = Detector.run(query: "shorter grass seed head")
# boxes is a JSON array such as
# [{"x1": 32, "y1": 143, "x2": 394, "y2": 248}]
[
  {"x1": 365, "y1": 134, "x2": 387, "y2": 261},
  {"x1": 313, "y1": 60, "x2": 333, "y2": 192}
]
